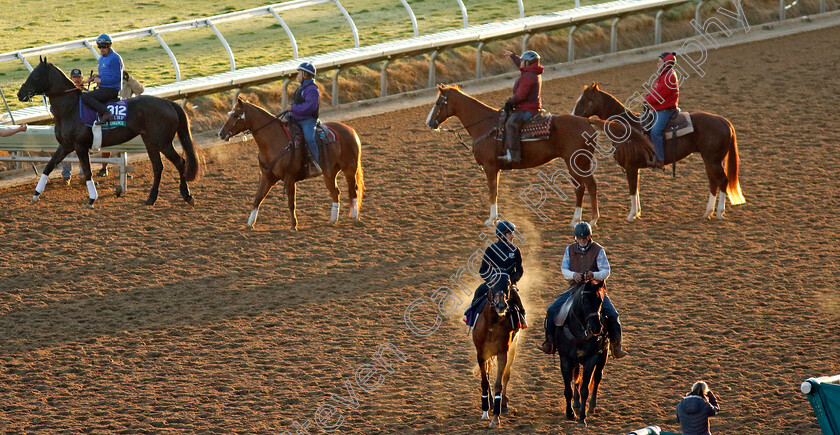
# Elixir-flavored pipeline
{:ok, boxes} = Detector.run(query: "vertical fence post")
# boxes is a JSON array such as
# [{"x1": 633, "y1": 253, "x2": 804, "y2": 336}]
[
  {"x1": 517, "y1": 0, "x2": 525, "y2": 17},
  {"x1": 270, "y1": 8, "x2": 299, "y2": 59},
  {"x1": 655, "y1": 10, "x2": 664, "y2": 45},
  {"x1": 695, "y1": 0, "x2": 705, "y2": 35},
  {"x1": 819, "y1": 0, "x2": 825, "y2": 13},
  {"x1": 428, "y1": 50, "x2": 439, "y2": 88},
  {"x1": 476, "y1": 41, "x2": 485, "y2": 79},
  {"x1": 380, "y1": 59, "x2": 390, "y2": 97},
  {"x1": 568, "y1": 26, "x2": 577, "y2": 62},
  {"x1": 400, "y1": 0, "x2": 419, "y2": 37},
  {"x1": 522, "y1": 33, "x2": 532, "y2": 53},
  {"x1": 333, "y1": 0, "x2": 360, "y2": 47},
  {"x1": 332, "y1": 68, "x2": 342, "y2": 106},
  {"x1": 610, "y1": 18, "x2": 620, "y2": 53},
  {"x1": 575, "y1": 0, "x2": 580, "y2": 8},
  {"x1": 206, "y1": 19, "x2": 236, "y2": 71},
  {"x1": 281, "y1": 78, "x2": 291, "y2": 110},
  {"x1": 779, "y1": 0, "x2": 786, "y2": 21},
  {"x1": 455, "y1": 0, "x2": 469, "y2": 28},
  {"x1": 151, "y1": 28, "x2": 181, "y2": 82}
]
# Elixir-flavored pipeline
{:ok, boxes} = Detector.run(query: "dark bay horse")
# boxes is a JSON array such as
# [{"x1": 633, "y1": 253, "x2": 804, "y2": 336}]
[
  {"x1": 472, "y1": 274, "x2": 520, "y2": 428},
  {"x1": 218, "y1": 97, "x2": 364, "y2": 230},
  {"x1": 555, "y1": 281, "x2": 609, "y2": 428},
  {"x1": 17, "y1": 58, "x2": 198, "y2": 208},
  {"x1": 427, "y1": 84, "x2": 612, "y2": 228},
  {"x1": 573, "y1": 83, "x2": 745, "y2": 221}
]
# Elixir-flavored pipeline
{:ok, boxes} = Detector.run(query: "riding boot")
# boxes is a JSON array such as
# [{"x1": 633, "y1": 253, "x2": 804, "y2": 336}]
[
  {"x1": 98, "y1": 112, "x2": 114, "y2": 124},
  {"x1": 499, "y1": 133, "x2": 521, "y2": 163},
  {"x1": 537, "y1": 317, "x2": 555, "y2": 354},
  {"x1": 510, "y1": 288, "x2": 527, "y2": 328},
  {"x1": 606, "y1": 316, "x2": 628, "y2": 359}
]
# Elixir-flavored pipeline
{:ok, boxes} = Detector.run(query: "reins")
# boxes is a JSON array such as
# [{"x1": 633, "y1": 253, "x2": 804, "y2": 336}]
[{"x1": 440, "y1": 110, "x2": 502, "y2": 151}]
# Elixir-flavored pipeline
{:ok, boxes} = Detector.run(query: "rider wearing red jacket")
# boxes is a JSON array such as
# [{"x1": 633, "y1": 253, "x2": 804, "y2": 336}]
[
  {"x1": 499, "y1": 50, "x2": 543, "y2": 163},
  {"x1": 645, "y1": 52, "x2": 679, "y2": 169}
]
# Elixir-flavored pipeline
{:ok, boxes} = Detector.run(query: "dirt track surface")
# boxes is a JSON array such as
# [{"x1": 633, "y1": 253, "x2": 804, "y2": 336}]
[{"x1": 1, "y1": 25, "x2": 838, "y2": 434}]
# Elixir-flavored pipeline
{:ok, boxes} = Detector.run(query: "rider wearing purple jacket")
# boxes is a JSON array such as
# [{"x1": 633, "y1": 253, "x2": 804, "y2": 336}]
[
  {"x1": 290, "y1": 62, "x2": 322, "y2": 176},
  {"x1": 82, "y1": 34, "x2": 123, "y2": 123}
]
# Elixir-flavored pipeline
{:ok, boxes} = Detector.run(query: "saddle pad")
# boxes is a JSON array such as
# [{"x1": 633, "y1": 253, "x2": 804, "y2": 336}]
[
  {"x1": 79, "y1": 99, "x2": 128, "y2": 129},
  {"x1": 492, "y1": 110, "x2": 553, "y2": 142},
  {"x1": 288, "y1": 121, "x2": 337, "y2": 148},
  {"x1": 663, "y1": 111, "x2": 693, "y2": 139}
]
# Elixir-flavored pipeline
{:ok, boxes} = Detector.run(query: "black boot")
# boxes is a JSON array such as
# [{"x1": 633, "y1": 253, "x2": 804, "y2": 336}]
[
  {"x1": 606, "y1": 316, "x2": 628, "y2": 359},
  {"x1": 537, "y1": 318, "x2": 555, "y2": 354}
]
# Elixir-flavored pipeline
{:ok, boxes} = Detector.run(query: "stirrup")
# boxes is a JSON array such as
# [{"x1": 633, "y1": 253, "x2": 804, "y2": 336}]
[{"x1": 498, "y1": 150, "x2": 513, "y2": 162}]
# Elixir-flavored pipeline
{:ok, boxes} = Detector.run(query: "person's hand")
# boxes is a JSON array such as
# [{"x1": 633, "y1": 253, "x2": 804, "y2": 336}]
[
  {"x1": 501, "y1": 49, "x2": 513, "y2": 57},
  {"x1": 503, "y1": 100, "x2": 514, "y2": 112},
  {"x1": 18, "y1": 124, "x2": 27, "y2": 133},
  {"x1": 585, "y1": 271, "x2": 594, "y2": 281},
  {"x1": 574, "y1": 272, "x2": 583, "y2": 282}
]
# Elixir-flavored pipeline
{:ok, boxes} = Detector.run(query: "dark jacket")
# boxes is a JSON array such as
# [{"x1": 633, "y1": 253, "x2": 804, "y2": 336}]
[
  {"x1": 507, "y1": 54, "x2": 543, "y2": 114},
  {"x1": 479, "y1": 240, "x2": 523, "y2": 285},
  {"x1": 676, "y1": 394, "x2": 720, "y2": 435},
  {"x1": 290, "y1": 78, "x2": 320, "y2": 120}
]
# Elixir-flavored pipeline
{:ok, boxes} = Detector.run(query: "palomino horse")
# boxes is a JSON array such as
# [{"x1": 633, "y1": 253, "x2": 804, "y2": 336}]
[
  {"x1": 573, "y1": 83, "x2": 745, "y2": 221},
  {"x1": 427, "y1": 84, "x2": 611, "y2": 227},
  {"x1": 218, "y1": 97, "x2": 364, "y2": 230},
  {"x1": 472, "y1": 274, "x2": 520, "y2": 428},
  {"x1": 556, "y1": 281, "x2": 609, "y2": 428},
  {"x1": 17, "y1": 58, "x2": 199, "y2": 208}
]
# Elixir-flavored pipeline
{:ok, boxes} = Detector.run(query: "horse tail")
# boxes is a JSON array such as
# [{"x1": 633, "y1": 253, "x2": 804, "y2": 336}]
[
  {"x1": 724, "y1": 122, "x2": 745, "y2": 205},
  {"x1": 351, "y1": 129, "x2": 364, "y2": 210},
  {"x1": 170, "y1": 100, "x2": 199, "y2": 182}
]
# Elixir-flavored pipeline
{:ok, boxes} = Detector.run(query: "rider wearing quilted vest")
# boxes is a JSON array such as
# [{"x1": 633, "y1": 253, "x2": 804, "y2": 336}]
[
  {"x1": 464, "y1": 221, "x2": 527, "y2": 327},
  {"x1": 290, "y1": 62, "x2": 322, "y2": 177},
  {"x1": 499, "y1": 50, "x2": 544, "y2": 163},
  {"x1": 537, "y1": 222, "x2": 627, "y2": 358},
  {"x1": 82, "y1": 34, "x2": 123, "y2": 123},
  {"x1": 645, "y1": 51, "x2": 679, "y2": 169},
  {"x1": 676, "y1": 381, "x2": 720, "y2": 435}
]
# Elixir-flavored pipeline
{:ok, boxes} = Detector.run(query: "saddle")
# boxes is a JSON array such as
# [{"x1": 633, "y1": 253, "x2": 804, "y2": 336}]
[
  {"x1": 644, "y1": 109, "x2": 694, "y2": 141},
  {"x1": 492, "y1": 109, "x2": 554, "y2": 142},
  {"x1": 286, "y1": 120, "x2": 337, "y2": 151},
  {"x1": 79, "y1": 98, "x2": 127, "y2": 129}
]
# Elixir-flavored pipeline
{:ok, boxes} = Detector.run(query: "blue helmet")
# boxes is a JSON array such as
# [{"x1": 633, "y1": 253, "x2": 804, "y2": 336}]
[
  {"x1": 96, "y1": 34, "x2": 112, "y2": 46},
  {"x1": 297, "y1": 62, "x2": 316, "y2": 76},
  {"x1": 495, "y1": 221, "x2": 516, "y2": 239},
  {"x1": 574, "y1": 221, "x2": 592, "y2": 238}
]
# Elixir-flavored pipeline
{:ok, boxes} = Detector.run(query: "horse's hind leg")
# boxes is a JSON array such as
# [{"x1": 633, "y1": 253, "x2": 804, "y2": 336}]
[
  {"x1": 626, "y1": 168, "x2": 642, "y2": 222},
  {"x1": 570, "y1": 180, "x2": 585, "y2": 228},
  {"x1": 160, "y1": 144, "x2": 194, "y2": 205},
  {"x1": 247, "y1": 170, "x2": 279, "y2": 228},
  {"x1": 343, "y1": 166, "x2": 361, "y2": 220},
  {"x1": 483, "y1": 166, "x2": 500, "y2": 226},
  {"x1": 75, "y1": 145, "x2": 98, "y2": 209},
  {"x1": 285, "y1": 178, "x2": 299, "y2": 230},
  {"x1": 31, "y1": 146, "x2": 73, "y2": 204},
  {"x1": 703, "y1": 158, "x2": 728, "y2": 219},
  {"x1": 500, "y1": 337, "x2": 517, "y2": 415},
  {"x1": 477, "y1": 356, "x2": 491, "y2": 420},
  {"x1": 325, "y1": 171, "x2": 341, "y2": 225},
  {"x1": 145, "y1": 150, "x2": 164, "y2": 206},
  {"x1": 583, "y1": 175, "x2": 600, "y2": 227}
]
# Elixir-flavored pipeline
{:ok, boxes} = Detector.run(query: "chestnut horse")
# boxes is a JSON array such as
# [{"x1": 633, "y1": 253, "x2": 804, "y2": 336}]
[
  {"x1": 17, "y1": 58, "x2": 198, "y2": 208},
  {"x1": 427, "y1": 85, "x2": 606, "y2": 227},
  {"x1": 218, "y1": 97, "x2": 364, "y2": 230},
  {"x1": 472, "y1": 274, "x2": 520, "y2": 428},
  {"x1": 573, "y1": 83, "x2": 745, "y2": 221},
  {"x1": 556, "y1": 281, "x2": 609, "y2": 428}
]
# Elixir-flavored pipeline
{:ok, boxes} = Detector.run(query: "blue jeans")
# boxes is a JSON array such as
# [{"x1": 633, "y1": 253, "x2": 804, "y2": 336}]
[
  {"x1": 650, "y1": 108, "x2": 676, "y2": 162},
  {"x1": 545, "y1": 287, "x2": 618, "y2": 335},
  {"x1": 297, "y1": 117, "x2": 319, "y2": 163}
]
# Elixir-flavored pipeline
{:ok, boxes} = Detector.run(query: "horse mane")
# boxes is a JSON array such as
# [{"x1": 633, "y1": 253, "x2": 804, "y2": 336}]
[
  {"x1": 585, "y1": 83, "x2": 655, "y2": 168},
  {"x1": 438, "y1": 84, "x2": 497, "y2": 111}
]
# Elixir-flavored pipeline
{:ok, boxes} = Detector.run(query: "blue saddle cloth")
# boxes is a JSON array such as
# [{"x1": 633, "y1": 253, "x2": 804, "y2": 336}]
[{"x1": 79, "y1": 98, "x2": 128, "y2": 129}]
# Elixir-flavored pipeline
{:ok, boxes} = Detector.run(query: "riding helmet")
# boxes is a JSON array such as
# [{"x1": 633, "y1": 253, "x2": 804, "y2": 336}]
[
  {"x1": 659, "y1": 51, "x2": 676, "y2": 63},
  {"x1": 96, "y1": 34, "x2": 112, "y2": 46},
  {"x1": 495, "y1": 220, "x2": 516, "y2": 239},
  {"x1": 520, "y1": 50, "x2": 541, "y2": 62},
  {"x1": 574, "y1": 221, "x2": 592, "y2": 238},
  {"x1": 297, "y1": 62, "x2": 316, "y2": 76}
]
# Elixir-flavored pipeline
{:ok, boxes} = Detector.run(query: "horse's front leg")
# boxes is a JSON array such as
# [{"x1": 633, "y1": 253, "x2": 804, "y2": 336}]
[
  {"x1": 477, "y1": 355, "x2": 490, "y2": 420},
  {"x1": 626, "y1": 167, "x2": 642, "y2": 222},
  {"x1": 31, "y1": 145, "x2": 73, "y2": 204},
  {"x1": 145, "y1": 151, "x2": 164, "y2": 206},
  {"x1": 483, "y1": 165, "x2": 500, "y2": 226},
  {"x1": 501, "y1": 335, "x2": 517, "y2": 415},
  {"x1": 560, "y1": 358, "x2": 577, "y2": 421},
  {"x1": 583, "y1": 175, "x2": 599, "y2": 227},
  {"x1": 576, "y1": 357, "x2": 599, "y2": 428},
  {"x1": 571, "y1": 179, "x2": 585, "y2": 228},
  {"x1": 489, "y1": 352, "x2": 507, "y2": 428},
  {"x1": 285, "y1": 178, "x2": 298, "y2": 231},
  {"x1": 587, "y1": 346, "x2": 608, "y2": 416},
  {"x1": 76, "y1": 145, "x2": 97, "y2": 209},
  {"x1": 247, "y1": 170, "x2": 279, "y2": 229}
]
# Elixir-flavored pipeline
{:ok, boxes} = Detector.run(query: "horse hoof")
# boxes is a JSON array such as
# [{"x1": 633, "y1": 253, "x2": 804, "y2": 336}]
[
  {"x1": 484, "y1": 218, "x2": 495, "y2": 227},
  {"x1": 481, "y1": 411, "x2": 489, "y2": 420},
  {"x1": 716, "y1": 214, "x2": 725, "y2": 220},
  {"x1": 566, "y1": 411, "x2": 576, "y2": 421},
  {"x1": 86, "y1": 201, "x2": 95, "y2": 209},
  {"x1": 185, "y1": 196, "x2": 195, "y2": 206},
  {"x1": 114, "y1": 186, "x2": 123, "y2": 198},
  {"x1": 489, "y1": 417, "x2": 500, "y2": 428},
  {"x1": 501, "y1": 405, "x2": 513, "y2": 415},
  {"x1": 578, "y1": 420, "x2": 587, "y2": 428},
  {"x1": 30, "y1": 195, "x2": 39, "y2": 205},
  {"x1": 145, "y1": 199, "x2": 156, "y2": 206},
  {"x1": 329, "y1": 218, "x2": 338, "y2": 225}
]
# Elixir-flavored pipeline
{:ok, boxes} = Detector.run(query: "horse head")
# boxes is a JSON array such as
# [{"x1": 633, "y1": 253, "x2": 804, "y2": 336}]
[
  {"x1": 18, "y1": 57, "x2": 71, "y2": 102},
  {"x1": 426, "y1": 84, "x2": 460, "y2": 130},
  {"x1": 487, "y1": 272, "x2": 512, "y2": 316},
  {"x1": 572, "y1": 82, "x2": 605, "y2": 118},
  {"x1": 219, "y1": 96, "x2": 248, "y2": 141},
  {"x1": 571, "y1": 280, "x2": 606, "y2": 339}
]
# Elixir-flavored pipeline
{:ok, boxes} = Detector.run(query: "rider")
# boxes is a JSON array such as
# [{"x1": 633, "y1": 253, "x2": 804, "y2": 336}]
[
  {"x1": 82, "y1": 34, "x2": 123, "y2": 124},
  {"x1": 537, "y1": 222, "x2": 627, "y2": 358},
  {"x1": 499, "y1": 49, "x2": 544, "y2": 163},
  {"x1": 290, "y1": 62, "x2": 322, "y2": 177},
  {"x1": 645, "y1": 51, "x2": 679, "y2": 169},
  {"x1": 464, "y1": 221, "x2": 527, "y2": 328}
]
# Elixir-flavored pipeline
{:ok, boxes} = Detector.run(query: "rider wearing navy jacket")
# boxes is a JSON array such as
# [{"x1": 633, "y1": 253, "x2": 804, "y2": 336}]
[
  {"x1": 290, "y1": 62, "x2": 322, "y2": 177},
  {"x1": 82, "y1": 34, "x2": 123, "y2": 123}
]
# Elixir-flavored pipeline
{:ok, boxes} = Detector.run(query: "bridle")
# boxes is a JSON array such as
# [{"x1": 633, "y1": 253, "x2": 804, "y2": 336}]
[
  {"x1": 486, "y1": 279, "x2": 511, "y2": 314},
  {"x1": 432, "y1": 90, "x2": 504, "y2": 151},
  {"x1": 227, "y1": 104, "x2": 294, "y2": 174},
  {"x1": 565, "y1": 285, "x2": 604, "y2": 342}
]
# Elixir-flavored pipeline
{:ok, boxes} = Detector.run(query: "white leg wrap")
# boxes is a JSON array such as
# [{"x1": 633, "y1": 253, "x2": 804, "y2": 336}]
[
  {"x1": 490, "y1": 203, "x2": 498, "y2": 221},
  {"x1": 627, "y1": 195, "x2": 638, "y2": 222},
  {"x1": 481, "y1": 411, "x2": 489, "y2": 420},
  {"x1": 716, "y1": 192, "x2": 727, "y2": 219},
  {"x1": 350, "y1": 198, "x2": 359, "y2": 219},
  {"x1": 705, "y1": 193, "x2": 716, "y2": 218},
  {"x1": 329, "y1": 202, "x2": 340, "y2": 224},
  {"x1": 636, "y1": 190, "x2": 642, "y2": 213},
  {"x1": 92, "y1": 124, "x2": 102, "y2": 151},
  {"x1": 35, "y1": 174, "x2": 49, "y2": 194},
  {"x1": 86, "y1": 180, "x2": 98, "y2": 200},
  {"x1": 247, "y1": 209, "x2": 259, "y2": 228},
  {"x1": 571, "y1": 207, "x2": 582, "y2": 228}
]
